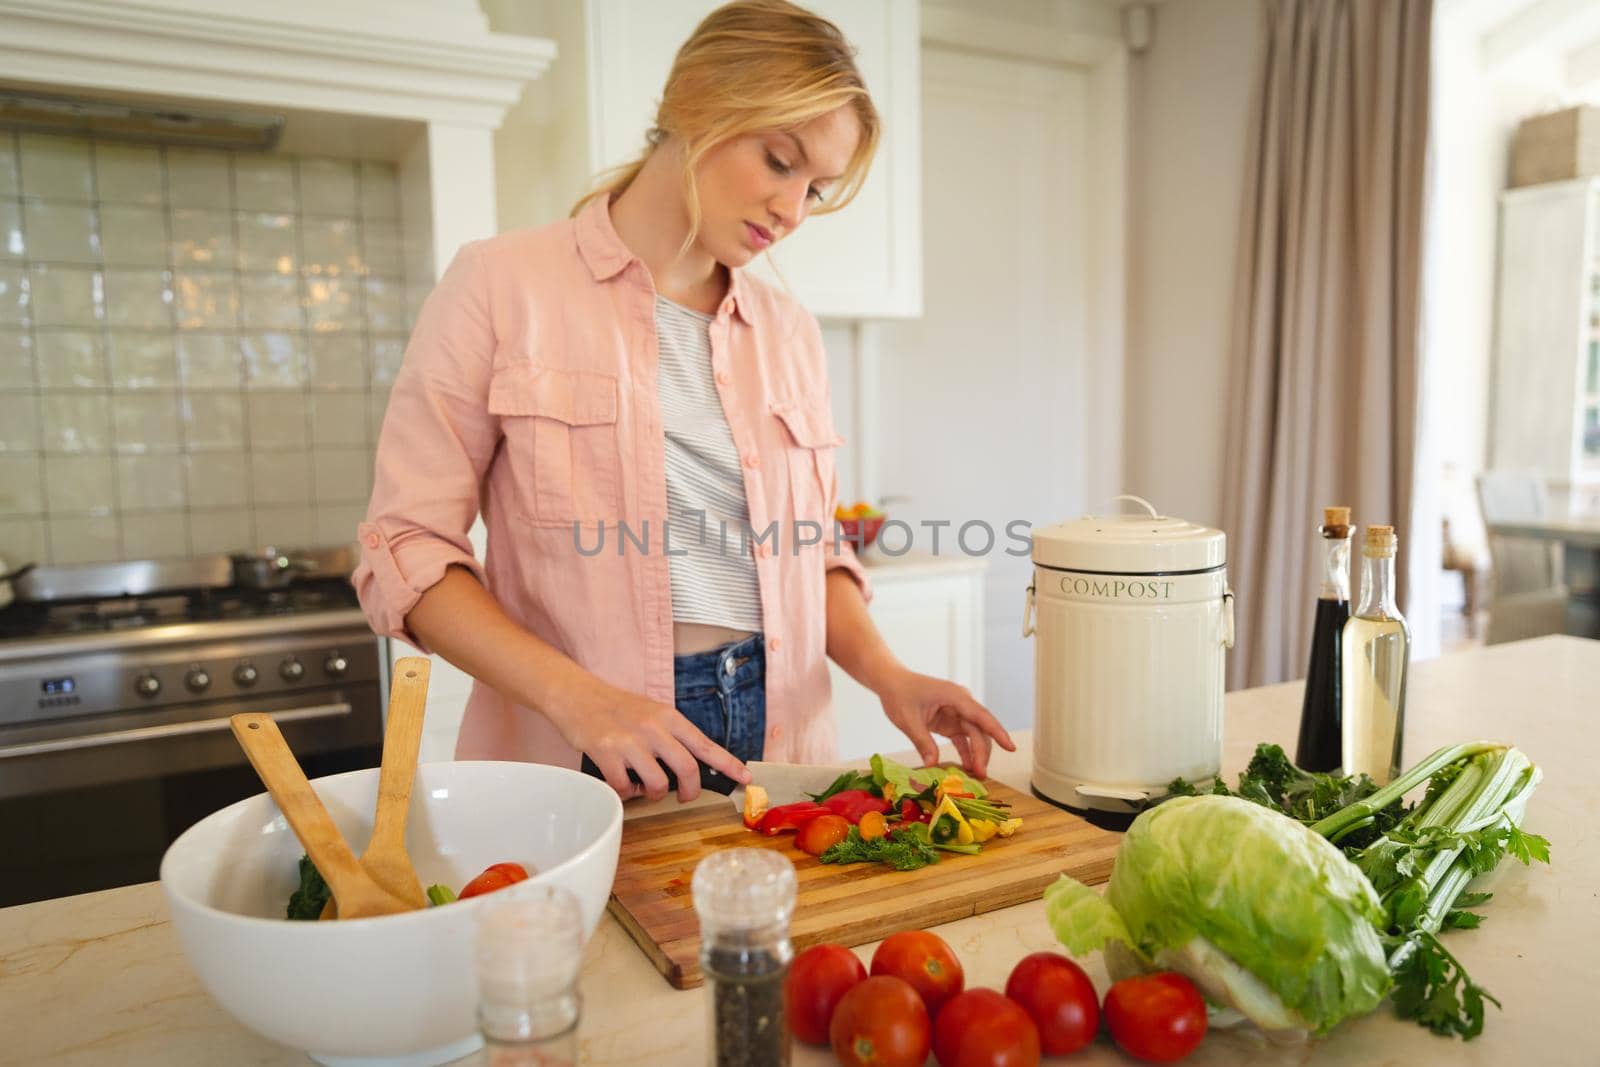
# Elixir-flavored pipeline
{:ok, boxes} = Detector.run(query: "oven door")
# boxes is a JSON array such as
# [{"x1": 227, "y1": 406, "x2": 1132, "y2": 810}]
[
  {"x1": 0, "y1": 685, "x2": 383, "y2": 906},
  {"x1": 0, "y1": 684, "x2": 382, "y2": 799}
]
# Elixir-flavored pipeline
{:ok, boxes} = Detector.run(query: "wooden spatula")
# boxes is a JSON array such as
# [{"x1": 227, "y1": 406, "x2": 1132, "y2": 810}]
[
  {"x1": 231, "y1": 712, "x2": 414, "y2": 919},
  {"x1": 320, "y1": 657, "x2": 432, "y2": 917}
]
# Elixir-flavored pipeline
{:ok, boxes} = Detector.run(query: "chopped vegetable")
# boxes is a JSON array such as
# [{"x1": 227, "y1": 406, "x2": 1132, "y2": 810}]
[
  {"x1": 869, "y1": 754, "x2": 988, "y2": 804},
  {"x1": 756, "y1": 801, "x2": 831, "y2": 836},
  {"x1": 937, "y1": 773, "x2": 974, "y2": 799},
  {"x1": 898, "y1": 798, "x2": 931, "y2": 825},
  {"x1": 746, "y1": 754, "x2": 1016, "y2": 869},
  {"x1": 858, "y1": 810, "x2": 889, "y2": 842},
  {"x1": 809, "y1": 770, "x2": 878, "y2": 803},
  {"x1": 822, "y1": 789, "x2": 893, "y2": 824},
  {"x1": 459, "y1": 861, "x2": 531, "y2": 899},
  {"x1": 742, "y1": 784, "x2": 769, "y2": 830},
  {"x1": 286, "y1": 854, "x2": 331, "y2": 920},
  {"x1": 1050, "y1": 741, "x2": 1550, "y2": 1041},
  {"x1": 797, "y1": 813, "x2": 854, "y2": 856},
  {"x1": 821, "y1": 823, "x2": 942, "y2": 871},
  {"x1": 426, "y1": 884, "x2": 457, "y2": 906},
  {"x1": 929, "y1": 793, "x2": 975, "y2": 846}
]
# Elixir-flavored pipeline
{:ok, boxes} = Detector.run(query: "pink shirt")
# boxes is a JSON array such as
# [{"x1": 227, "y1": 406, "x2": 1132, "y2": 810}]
[{"x1": 353, "y1": 196, "x2": 871, "y2": 768}]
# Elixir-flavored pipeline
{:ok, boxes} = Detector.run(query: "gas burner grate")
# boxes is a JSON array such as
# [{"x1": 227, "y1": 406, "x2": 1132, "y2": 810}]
[{"x1": 0, "y1": 578, "x2": 360, "y2": 641}]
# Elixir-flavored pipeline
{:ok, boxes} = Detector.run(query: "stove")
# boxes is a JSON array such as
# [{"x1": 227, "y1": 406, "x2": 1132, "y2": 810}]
[{"x1": 0, "y1": 550, "x2": 386, "y2": 906}]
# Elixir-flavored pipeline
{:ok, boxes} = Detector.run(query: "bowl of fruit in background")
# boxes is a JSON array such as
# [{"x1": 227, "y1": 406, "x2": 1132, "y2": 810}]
[{"x1": 835, "y1": 501, "x2": 886, "y2": 550}]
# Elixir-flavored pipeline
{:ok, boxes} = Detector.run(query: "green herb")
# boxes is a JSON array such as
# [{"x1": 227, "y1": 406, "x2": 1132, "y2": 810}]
[
  {"x1": 951, "y1": 795, "x2": 1012, "y2": 824},
  {"x1": 286, "y1": 854, "x2": 331, "y2": 920},
  {"x1": 820, "y1": 824, "x2": 941, "y2": 871},
  {"x1": 426, "y1": 884, "x2": 457, "y2": 906},
  {"x1": 1171, "y1": 743, "x2": 1400, "y2": 845}
]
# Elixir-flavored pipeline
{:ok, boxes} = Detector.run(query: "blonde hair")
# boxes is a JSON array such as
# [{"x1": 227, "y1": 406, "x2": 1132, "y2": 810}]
[{"x1": 571, "y1": 0, "x2": 880, "y2": 247}]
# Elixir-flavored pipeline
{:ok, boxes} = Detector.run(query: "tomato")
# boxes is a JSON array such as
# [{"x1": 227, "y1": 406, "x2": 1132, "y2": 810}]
[
  {"x1": 932, "y1": 987, "x2": 1041, "y2": 1067},
  {"x1": 457, "y1": 861, "x2": 530, "y2": 899},
  {"x1": 870, "y1": 929, "x2": 965, "y2": 1018},
  {"x1": 1103, "y1": 972, "x2": 1208, "y2": 1063},
  {"x1": 784, "y1": 943, "x2": 867, "y2": 1045},
  {"x1": 830, "y1": 975, "x2": 931, "y2": 1067},
  {"x1": 796, "y1": 813, "x2": 852, "y2": 856},
  {"x1": 1004, "y1": 951, "x2": 1100, "y2": 1055}
]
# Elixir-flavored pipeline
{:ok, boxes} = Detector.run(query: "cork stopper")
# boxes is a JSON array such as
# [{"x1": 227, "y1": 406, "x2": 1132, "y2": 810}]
[
  {"x1": 1363, "y1": 524, "x2": 1397, "y2": 557},
  {"x1": 1321, "y1": 505, "x2": 1352, "y2": 538}
]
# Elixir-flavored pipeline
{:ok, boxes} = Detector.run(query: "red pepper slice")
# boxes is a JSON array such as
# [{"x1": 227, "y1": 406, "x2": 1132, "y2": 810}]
[
  {"x1": 899, "y1": 798, "x2": 931, "y2": 825},
  {"x1": 756, "y1": 801, "x2": 830, "y2": 836},
  {"x1": 821, "y1": 790, "x2": 893, "y2": 824}
]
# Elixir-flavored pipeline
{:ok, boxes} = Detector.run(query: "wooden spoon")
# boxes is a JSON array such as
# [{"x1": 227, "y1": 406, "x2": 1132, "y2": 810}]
[
  {"x1": 230, "y1": 713, "x2": 413, "y2": 919},
  {"x1": 321, "y1": 656, "x2": 432, "y2": 917}
]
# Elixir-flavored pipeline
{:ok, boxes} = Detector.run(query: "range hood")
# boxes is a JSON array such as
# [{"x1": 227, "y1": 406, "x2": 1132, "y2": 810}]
[{"x1": 0, "y1": 88, "x2": 283, "y2": 151}]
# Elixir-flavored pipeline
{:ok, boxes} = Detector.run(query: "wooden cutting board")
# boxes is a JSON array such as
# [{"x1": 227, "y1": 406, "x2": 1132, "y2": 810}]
[{"x1": 608, "y1": 781, "x2": 1121, "y2": 989}]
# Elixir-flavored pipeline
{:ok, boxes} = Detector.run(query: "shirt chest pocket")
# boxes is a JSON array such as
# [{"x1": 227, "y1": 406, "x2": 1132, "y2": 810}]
[
  {"x1": 772, "y1": 400, "x2": 842, "y2": 526},
  {"x1": 488, "y1": 362, "x2": 622, "y2": 526}
]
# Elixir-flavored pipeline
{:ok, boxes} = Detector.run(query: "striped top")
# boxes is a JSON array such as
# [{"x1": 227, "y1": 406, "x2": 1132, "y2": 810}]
[{"x1": 655, "y1": 294, "x2": 764, "y2": 632}]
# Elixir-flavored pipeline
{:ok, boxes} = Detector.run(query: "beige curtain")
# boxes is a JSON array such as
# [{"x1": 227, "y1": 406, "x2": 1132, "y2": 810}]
[{"x1": 1222, "y1": 0, "x2": 1432, "y2": 689}]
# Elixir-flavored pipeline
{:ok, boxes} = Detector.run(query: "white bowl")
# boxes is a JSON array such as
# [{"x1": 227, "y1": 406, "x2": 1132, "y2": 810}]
[{"x1": 160, "y1": 760, "x2": 623, "y2": 1067}]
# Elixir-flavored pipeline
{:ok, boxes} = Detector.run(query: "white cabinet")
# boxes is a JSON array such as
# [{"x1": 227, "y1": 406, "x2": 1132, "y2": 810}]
[
  {"x1": 828, "y1": 553, "x2": 987, "y2": 760},
  {"x1": 1492, "y1": 179, "x2": 1600, "y2": 514},
  {"x1": 584, "y1": 0, "x2": 922, "y2": 319}
]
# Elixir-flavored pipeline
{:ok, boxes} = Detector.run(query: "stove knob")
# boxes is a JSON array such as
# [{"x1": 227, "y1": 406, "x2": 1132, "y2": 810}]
[
  {"x1": 323, "y1": 653, "x2": 349, "y2": 678},
  {"x1": 185, "y1": 667, "x2": 212, "y2": 693},
  {"x1": 134, "y1": 673, "x2": 161, "y2": 698},
  {"x1": 234, "y1": 663, "x2": 259, "y2": 687},
  {"x1": 280, "y1": 657, "x2": 305, "y2": 682}
]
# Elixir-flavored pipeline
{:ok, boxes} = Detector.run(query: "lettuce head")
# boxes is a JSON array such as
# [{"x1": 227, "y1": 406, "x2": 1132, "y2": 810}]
[{"x1": 1046, "y1": 795, "x2": 1392, "y2": 1035}]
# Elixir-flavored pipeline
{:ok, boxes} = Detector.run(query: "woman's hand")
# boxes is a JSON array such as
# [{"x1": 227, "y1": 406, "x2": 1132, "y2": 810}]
[
  {"x1": 876, "y1": 669, "x2": 1016, "y2": 778},
  {"x1": 558, "y1": 683, "x2": 751, "y2": 803}
]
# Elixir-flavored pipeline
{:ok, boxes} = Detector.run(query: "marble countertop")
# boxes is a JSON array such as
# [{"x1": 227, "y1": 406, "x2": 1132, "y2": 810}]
[{"x1": 3, "y1": 636, "x2": 1595, "y2": 1066}]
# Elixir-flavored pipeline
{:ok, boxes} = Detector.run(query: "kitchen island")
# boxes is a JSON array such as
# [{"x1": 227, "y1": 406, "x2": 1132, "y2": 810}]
[{"x1": 1, "y1": 636, "x2": 1593, "y2": 1066}]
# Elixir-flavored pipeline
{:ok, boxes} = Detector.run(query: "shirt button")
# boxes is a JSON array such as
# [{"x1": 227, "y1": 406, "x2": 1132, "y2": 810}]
[
  {"x1": 716, "y1": 371, "x2": 732, "y2": 386},
  {"x1": 771, "y1": 725, "x2": 784, "y2": 741},
  {"x1": 362, "y1": 531, "x2": 379, "y2": 549},
  {"x1": 743, "y1": 453, "x2": 760, "y2": 469},
  {"x1": 756, "y1": 544, "x2": 772, "y2": 559},
  {"x1": 768, "y1": 636, "x2": 781, "y2": 652}
]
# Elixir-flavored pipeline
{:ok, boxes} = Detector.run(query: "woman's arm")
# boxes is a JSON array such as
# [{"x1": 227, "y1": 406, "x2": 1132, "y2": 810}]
[
  {"x1": 824, "y1": 568, "x2": 1015, "y2": 776},
  {"x1": 406, "y1": 566, "x2": 749, "y2": 801}
]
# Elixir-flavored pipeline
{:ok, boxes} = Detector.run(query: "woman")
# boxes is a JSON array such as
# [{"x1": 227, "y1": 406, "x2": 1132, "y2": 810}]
[{"x1": 354, "y1": 0, "x2": 1013, "y2": 803}]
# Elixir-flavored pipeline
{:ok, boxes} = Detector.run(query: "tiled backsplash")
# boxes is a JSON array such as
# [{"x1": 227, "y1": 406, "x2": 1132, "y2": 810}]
[{"x1": 0, "y1": 130, "x2": 422, "y2": 566}]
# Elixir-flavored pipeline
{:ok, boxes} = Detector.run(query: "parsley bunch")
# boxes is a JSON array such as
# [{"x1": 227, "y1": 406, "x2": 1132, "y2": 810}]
[{"x1": 818, "y1": 823, "x2": 941, "y2": 871}]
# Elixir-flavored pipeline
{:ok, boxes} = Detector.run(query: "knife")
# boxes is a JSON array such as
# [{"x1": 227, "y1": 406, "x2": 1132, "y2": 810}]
[{"x1": 728, "y1": 761, "x2": 862, "y2": 811}]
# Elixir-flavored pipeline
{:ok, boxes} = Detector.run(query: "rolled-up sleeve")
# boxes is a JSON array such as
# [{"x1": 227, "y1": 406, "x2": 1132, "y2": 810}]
[{"x1": 353, "y1": 242, "x2": 497, "y2": 651}]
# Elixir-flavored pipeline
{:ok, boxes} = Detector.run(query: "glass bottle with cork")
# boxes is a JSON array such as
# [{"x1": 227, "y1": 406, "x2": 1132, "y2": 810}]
[
  {"x1": 1341, "y1": 523, "x2": 1411, "y2": 784},
  {"x1": 470, "y1": 885, "x2": 584, "y2": 1067},
  {"x1": 692, "y1": 848, "x2": 797, "y2": 1067},
  {"x1": 1295, "y1": 506, "x2": 1353, "y2": 772}
]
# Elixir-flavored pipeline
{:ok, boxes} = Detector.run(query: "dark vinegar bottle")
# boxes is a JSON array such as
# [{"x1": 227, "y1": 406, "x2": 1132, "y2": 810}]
[{"x1": 1295, "y1": 506, "x2": 1352, "y2": 772}]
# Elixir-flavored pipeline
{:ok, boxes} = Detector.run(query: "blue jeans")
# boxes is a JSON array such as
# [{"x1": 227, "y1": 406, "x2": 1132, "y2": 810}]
[{"x1": 580, "y1": 634, "x2": 767, "y2": 796}]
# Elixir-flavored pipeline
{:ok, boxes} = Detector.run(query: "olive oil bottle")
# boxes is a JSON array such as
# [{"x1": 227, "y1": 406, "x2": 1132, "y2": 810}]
[
  {"x1": 1295, "y1": 507, "x2": 1352, "y2": 772},
  {"x1": 1340, "y1": 524, "x2": 1410, "y2": 784}
]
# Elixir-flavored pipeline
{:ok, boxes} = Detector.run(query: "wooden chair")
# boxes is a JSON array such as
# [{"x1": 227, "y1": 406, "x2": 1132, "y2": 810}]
[{"x1": 1475, "y1": 471, "x2": 1567, "y2": 644}]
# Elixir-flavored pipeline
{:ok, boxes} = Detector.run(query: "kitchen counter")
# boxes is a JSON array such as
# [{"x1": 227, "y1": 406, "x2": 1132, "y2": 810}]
[{"x1": 2, "y1": 636, "x2": 1594, "y2": 1066}]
